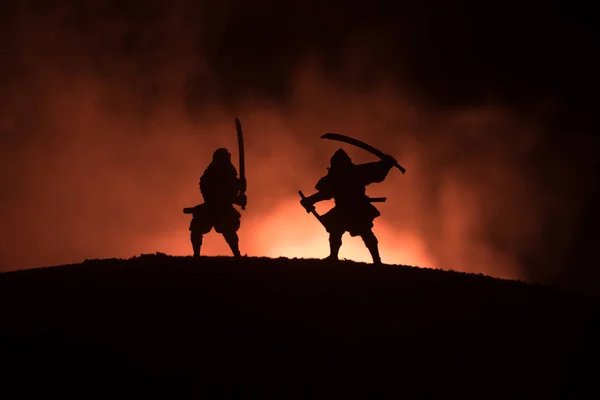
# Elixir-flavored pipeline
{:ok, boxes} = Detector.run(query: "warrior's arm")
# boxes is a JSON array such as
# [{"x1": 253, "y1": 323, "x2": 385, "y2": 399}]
[
  {"x1": 305, "y1": 176, "x2": 334, "y2": 204},
  {"x1": 299, "y1": 190, "x2": 330, "y2": 214},
  {"x1": 300, "y1": 176, "x2": 333, "y2": 212},
  {"x1": 233, "y1": 176, "x2": 247, "y2": 207},
  {"x1": 238, "y1": 175, "x2": 247, "y2": 193},
  {"x1": 233, "y1": 189, "x2": 247, "y2": 207},
  {"x1": 303, "y1": 190, "x2": 332, "y2": 205},
  {"x1": 357, "y1": 160, "x2": 393, "y2": 185}
]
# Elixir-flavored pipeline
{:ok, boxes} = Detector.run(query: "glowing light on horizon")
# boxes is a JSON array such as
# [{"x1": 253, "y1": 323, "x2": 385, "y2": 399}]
[{"x1": 249, "y1": 198, "x2": 438, "y2": 268}]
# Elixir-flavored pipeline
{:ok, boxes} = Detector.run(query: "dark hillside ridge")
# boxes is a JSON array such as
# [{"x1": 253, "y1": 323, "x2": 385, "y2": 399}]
[{"x1": 1, "y1": 254, "x2": 598, "y2": 397}]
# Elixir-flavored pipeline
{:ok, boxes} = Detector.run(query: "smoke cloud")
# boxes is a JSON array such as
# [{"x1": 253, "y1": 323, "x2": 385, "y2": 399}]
[{"x1": 0, "y1": 1, "x2": 597, "y2": 289}]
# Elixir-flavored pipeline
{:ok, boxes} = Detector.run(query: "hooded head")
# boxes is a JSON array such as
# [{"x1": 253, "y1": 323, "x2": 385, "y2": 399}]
[
  {"x1": 329, "y1": 148, "x2": 354, "y2": 171},
  {"x1": 212, "y1": 148, "x2": 232, "y2": 165},
  {"x1": 205, "y1": 147, "x2": 237, "y2": 179}
]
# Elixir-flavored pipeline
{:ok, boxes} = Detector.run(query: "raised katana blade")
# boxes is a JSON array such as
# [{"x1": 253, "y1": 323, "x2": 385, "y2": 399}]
[
  {"x1": 235, "y1": 117, "x2": 246, "y2": 210},
  {"x1": 321, "y1": 132, "x2": 406, "y2": 174}
]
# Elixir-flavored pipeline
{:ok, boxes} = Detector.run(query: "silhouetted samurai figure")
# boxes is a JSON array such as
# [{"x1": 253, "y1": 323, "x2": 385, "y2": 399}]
[
  {"x1": 189, "y1": 148, "x2": 247, "y2": 258},
  {"x1": 300, "y1": 149, "x2": 393, "y2": 264}
]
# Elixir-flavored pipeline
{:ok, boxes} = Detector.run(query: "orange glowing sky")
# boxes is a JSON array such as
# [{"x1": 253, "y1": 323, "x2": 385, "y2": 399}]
[{"x1": 0, "y1": 67, "x2": 563, "y2": 282}]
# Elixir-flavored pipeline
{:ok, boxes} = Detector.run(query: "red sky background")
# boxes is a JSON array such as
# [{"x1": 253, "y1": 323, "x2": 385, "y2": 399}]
[{"x1": 1, "y1": 0, "x2": 598, "y2": 291}]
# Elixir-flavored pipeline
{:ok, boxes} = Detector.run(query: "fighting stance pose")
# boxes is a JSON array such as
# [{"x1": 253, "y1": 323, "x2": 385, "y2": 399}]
[
  {"x1": 183, "y1": 119, "x2": 247, "y2": 258},
  {"x1": 299, "y1": 133, "x2": 405, "y2": 264}
]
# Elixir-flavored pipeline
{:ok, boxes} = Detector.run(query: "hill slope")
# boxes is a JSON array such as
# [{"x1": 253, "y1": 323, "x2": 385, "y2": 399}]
[{"x1": 0, "y1": 254, "x2": 598, "y2": 397}]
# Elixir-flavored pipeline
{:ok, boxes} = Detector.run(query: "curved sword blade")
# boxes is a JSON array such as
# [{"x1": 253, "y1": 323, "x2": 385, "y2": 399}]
[{"x1": 321, "y1": 132, "x2": 406, "y2": 174}]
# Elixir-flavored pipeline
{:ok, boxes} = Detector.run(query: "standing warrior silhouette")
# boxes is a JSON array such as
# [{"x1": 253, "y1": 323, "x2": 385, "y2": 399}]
[
  {"x1": 299, "y1": 133, "x2": 406, "y2": 264},
  {"x1": 183, "y1": 118, "x2": 247, "y2": 258}
]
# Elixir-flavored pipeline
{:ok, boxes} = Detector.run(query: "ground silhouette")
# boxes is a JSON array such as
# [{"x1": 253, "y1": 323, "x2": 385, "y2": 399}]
[{"x1": 0, "y1": 254, "x2": 598, "y2": 397}]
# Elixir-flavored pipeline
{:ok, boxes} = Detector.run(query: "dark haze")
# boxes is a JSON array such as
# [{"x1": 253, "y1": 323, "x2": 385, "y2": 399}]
[{"x1": 1, "y1": 0, "x2": 598, "y2": 293}]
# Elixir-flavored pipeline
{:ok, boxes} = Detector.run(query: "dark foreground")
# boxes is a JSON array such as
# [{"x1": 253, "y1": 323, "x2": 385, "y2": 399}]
[{"x1": 0, "y1": 254, "x2": 598, "y2": 398}]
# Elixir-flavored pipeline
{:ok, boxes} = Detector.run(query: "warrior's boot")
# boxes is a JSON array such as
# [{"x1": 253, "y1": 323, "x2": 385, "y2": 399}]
[
  {"x1": 224, "y1": 232, "x2": 242, "y2": 258},
  {"x1": 191, "y1": 232, "x2": 203, "y2": 258},
  {"x1": 326, "y1": 232, "x2": 343, "y2": 261},
  {"x1": 361, "y1": 230, "x2": 382, "y2": 265}
]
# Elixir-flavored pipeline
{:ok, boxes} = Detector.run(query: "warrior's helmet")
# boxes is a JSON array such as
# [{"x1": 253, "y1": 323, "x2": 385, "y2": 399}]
[
  {"x1": 212, "y1": 148, "x2": 232, "y2": 164},
  {"x1": 329, "y1": 148, "x2": 353, "y2": 170}
]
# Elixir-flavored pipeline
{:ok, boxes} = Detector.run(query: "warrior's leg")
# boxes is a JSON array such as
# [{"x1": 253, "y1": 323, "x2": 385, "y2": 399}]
[
  {"x1": 215, "y1": 210, "x2": 242, "y2": 258},
  {"x1": 361, "y1": 229, "x2": 382, "y2": 264},
  {"x1": 223, "y1": 231, "x2": 241, "y2": 258},
  {"x1": 217, "y1": 207, "x2": 242, "y2": 258},
  {"x1": 190, "y1": 232, "x2": 203, "y2": 258},
  {"x1": 327, "y1": 231, "x2": 343, "y2": 261}
]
